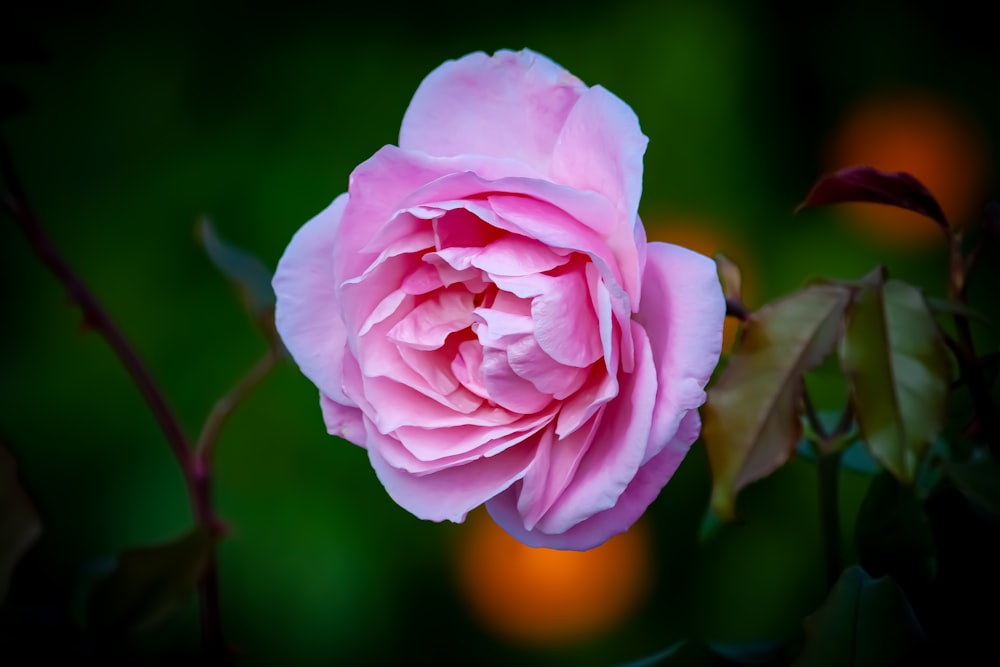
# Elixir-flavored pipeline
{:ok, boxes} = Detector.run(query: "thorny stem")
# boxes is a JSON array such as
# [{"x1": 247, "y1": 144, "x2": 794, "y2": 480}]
[{"x1": 1, "y1": 138, "x2": 249, "y2": 661}]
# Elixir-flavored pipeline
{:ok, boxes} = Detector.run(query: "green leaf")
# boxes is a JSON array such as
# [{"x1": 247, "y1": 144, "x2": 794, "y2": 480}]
[
  {"x1": 940, "y1": 455, "x2": 1000, "y2": 517},
  {"x1": 197, "y1": 217, "x2": 278, "y2": 340},
  {"x1": 88, "y1": 526, "x2": 213, "y2": 634},
  {"x1": 839, "y1": 279, "x2": 951, "y2": 483},
  {"x1": 794, "y1": 566, "x2": 924, "y2": 666},
  {"x1": 614, "y1": 640, "x2": 687, "y2": 667},
  {"x1": 1, "y1": 438, "x2": 42, "y2": 603},
  {"x1": 854, "y1": 472, "x2": 936, "y2": 590},
  {"x1": 703, "y1": 284, "x2": 852, "y2": 519}
]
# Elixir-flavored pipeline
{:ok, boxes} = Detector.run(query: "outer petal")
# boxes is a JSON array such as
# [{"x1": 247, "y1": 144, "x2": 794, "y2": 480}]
[
  {"x1": 531, "y1": 322, "x2": 656, "y2": 534},
  {"x1": 273, "y1": 194, "x2": 359, "y2": 413},
  {"x1": 487, "y1": 409, "x2": 701, "y2": 550},
  {"x1": 550, "y1": 85, "x2": 648, "y2": 227},
  {"x1": 635, "y1": 242, "x2": 725, "y2": 463},
  {"x1": 399, "y1": 49, "x2": 586, "y2": 174},
  {"x1": 367, "y1": 424, "x2": 537, "y2": 523}
]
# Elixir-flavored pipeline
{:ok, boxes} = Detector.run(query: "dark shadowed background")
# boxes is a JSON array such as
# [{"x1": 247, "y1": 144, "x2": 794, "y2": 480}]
[{"x1": 2, "y1": 0, "x2": 998, "y2": 664}]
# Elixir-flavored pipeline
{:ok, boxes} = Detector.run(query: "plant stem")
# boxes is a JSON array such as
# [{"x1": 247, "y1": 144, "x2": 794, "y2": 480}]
[
  {"x1": 817, "y1": 449, "x2": 843, "y2": 588},
  {"x1": 1, "y1": 140, "x2": 194, "y2": 477},
  {"x1": 802, "y1": 384, "x2": 848, "y2": 587},
  {"x1": 1, "y1": 138, "x2": 234, "y2": 659},
  {"x1": 196, "y1": 346, "x2": 279, "y2": 461}
]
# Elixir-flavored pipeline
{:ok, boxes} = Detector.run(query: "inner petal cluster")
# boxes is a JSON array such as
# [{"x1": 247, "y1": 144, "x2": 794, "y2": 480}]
[{"x1": 341, "y1": 197, "x2": 619, "y2": 468}]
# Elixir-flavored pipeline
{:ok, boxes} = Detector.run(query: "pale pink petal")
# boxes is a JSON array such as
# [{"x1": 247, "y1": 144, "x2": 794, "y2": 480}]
[
  {"x1": 480, "y1": 347, "x2": 554, "y2": 414},
  {"x1": 273, "y1": 194, "x2": 355, "y2": 406},
  {"x1": 429, "y1": 246, "x2": 480, "y2": 271},
  {"x1": 367, "y1": 424, "x2": 538, "y2": 523},
  {"x1": 397, "y1": 345, "x2": 460, "y2": 396},
  {"x1": 399, "y1": 49, "x2": 586, "y2": 174},
  {"x1": 360, "y1": 374, "x2": 518, "y2": 433},
  {"x1": 406, "y1": 173, "x2": 619, "y2": 240},
  {"x1": 531, "y1": 270, "x2": 603, "y2": 368},
  {"x1": 319, "y1": 392, "x2": 365, "y2": 445},
  {"x1": 452, "y1": 340, "x2": 490, "y2": 399},
  {"x1": 357, "y1": 320, "x2": 483, "y2": 418},
  {"x1": 554, "y1": 343, "x2": 619, "y2": 439},
  {"x1": 340, "y1": 252, "x2": 422, "y2": 337},
  {"x1": 401, "y1": 263, "x2": 444, "y2": 295},
  {"x1": 506, "y1": 334, "x2": 588, "y2": 399},
  {"x1": 635, "y1": 242, "x2": 724, "y2": 462},
  {"x1": 486, "y1": 410, "x2": 698, "y2": 549},
  {"x1": 588, "y1": 262, "x2": 615, "y2": 373},
  {"x1": 388, "y1": 288, "x2": 475, "y2": 350},
  {"x1": 357, "y1": 289, "x2": 410, "y2": 337},
  {"x1": 487, "y1": 194, "x2": 617, "y2": 278},
  {"x1": 335, "y1": 147, "x2": 452, "y2": 286},
  {"x1": 471, "y1": 236, "x2": 569, "y2": 275},
  {"x1": 488, "y1": 193, "x2": 635, "y2": 367},
  {"x1": 515, "y1": 414, "x2": 601, "y2": 530},
  {"x1": 534, "y1": 321, "x2": 656, "y2": 534},
  {"x1": 337, "y1": 147, "x2": 536, "y2": 287},
  {"x1": 382, "y1": 409, "x2": 556, "y2": 473},
  {"x1": 473, "y1": 306, "x2": 533, "y2": 348},
  {"x1": 550, "y1": 84, "x2": 647, "y2": 228}
]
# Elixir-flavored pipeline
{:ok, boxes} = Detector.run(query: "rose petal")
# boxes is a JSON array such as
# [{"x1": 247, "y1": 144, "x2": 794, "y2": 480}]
[
  {"x1": 530, "y1": 270, "x2": 603, "y2": 368},
  {"x1": 480, "y1": 346, "x2": 554, "y2": 414},
  {"x1": 387, "y1": 287, "x2": 475, "y2": 350},
  {"x1": 515, "y1": 414, "x2": 602, "y2": 530},
  {"x1": 472, "y1": 236, "x2": 570, "y2": 275},
  {"x1": 367, "y1": 424, "x2": 538, "y2": 523},
  {"x1": 550, "y1": 84, "x2": 648, "y2": 232},
  {"x1": 385, "y1": 408, "x2": 556, "y2": 472},
  {"x1": 273, "y1": 194, "x2": 356, "y2": 407},
  {"x1": 554, "y1": 343, "x2": 619, "y2": 438},
  {"x1": 506, "y1": 334, "x2": 588, "y2": 399},
  {"x1": 534, "y1": 321, "x2": 656, "y2": 534},
  {"x1": 320, "y1": 392, "x2": 366, "y2": 445},
  {"x1": 487, "y1": 409, "x2": 701, "y2": 550},
  {"x1": 399, "y1": 49, "x2": 586, "y2": 175},
  {"x1": 452, "y1": 340, "x2": 490, "y2": 399},
  {"x1": 635, "y1": 242, "x2": 724, "y2": 462}
]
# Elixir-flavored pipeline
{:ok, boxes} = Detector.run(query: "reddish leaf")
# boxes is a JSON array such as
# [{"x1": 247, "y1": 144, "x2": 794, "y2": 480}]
[{"x1": 797, "y1": 166, "x2": 949, "y2": 232}]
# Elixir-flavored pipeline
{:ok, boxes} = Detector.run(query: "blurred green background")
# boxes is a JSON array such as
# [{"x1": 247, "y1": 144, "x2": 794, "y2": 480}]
[{"x1": 2, "y1": 0, "x2": 997, "y2": 664}]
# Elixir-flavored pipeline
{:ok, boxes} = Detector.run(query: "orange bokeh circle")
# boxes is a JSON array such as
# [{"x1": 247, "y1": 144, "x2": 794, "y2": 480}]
[
  {"x1": 453, "y1": 509, "x2": 653, "y2": 647},
  {"x1": 824, "y1": 90, "x2": 992, "y2": 246}
]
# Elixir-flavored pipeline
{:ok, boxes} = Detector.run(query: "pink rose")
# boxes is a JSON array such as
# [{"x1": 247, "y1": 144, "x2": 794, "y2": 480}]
[{"x1": 273, "y1": 49, "x2": 725, "y2": 550}]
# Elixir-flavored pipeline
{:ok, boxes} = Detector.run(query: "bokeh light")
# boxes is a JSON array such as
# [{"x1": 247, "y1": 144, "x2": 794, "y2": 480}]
[
  {"x1": 823, "y1": 90, "x2": 992, "y2": 246},
  {"x1": 454, "y1": 509, "x2": 653, "y2": 647}
]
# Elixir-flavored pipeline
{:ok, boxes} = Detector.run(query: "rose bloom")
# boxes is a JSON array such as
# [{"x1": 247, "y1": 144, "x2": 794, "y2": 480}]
[{"x1": 273, "y1": 49, "x2": 724, "y2": 550}]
